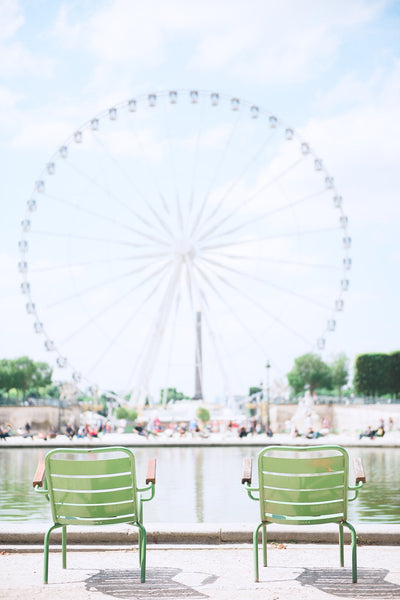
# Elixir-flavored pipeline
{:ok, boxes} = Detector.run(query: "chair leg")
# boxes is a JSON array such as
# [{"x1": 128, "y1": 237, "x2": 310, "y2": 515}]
[
  {"x1": 342, "y1": 521, "x2": 357, "y2": 583},
  {"x1": 62, "y1": 526, "x2": 67, "y2": 569},
  {"x1": 339, "y1": 522, "x2": 344, "y2": 567},
  {"x1": 262, "y1": 524, "x2": 267, "y2": 567},
  {"x1": 136, "y1": 522, "x2": 147, "y2": 583},
  {"x1": 253, "y1": 523, "x2": 263, "y2": 582},
  {"x1": 43, "y1": 524, "x2": 61, "y2": 584}
]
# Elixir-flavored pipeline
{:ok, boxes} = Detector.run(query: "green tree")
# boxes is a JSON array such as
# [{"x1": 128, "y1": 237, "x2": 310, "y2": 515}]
[
  {"x1": 12, "y1": 356, "x2": 36, "y2": 399},
  {"x1": 31, "y1": 361, "x2": 53, "y2": 394},
  {"x1": 0, "y1": 359, "x2": 14, "y2": 396},
  {"x1": 196, "y1": 406, "x2": 210, "y2": 424},
  {"x1": 353, "y1": 353, "x2": 387, "y2": 397},
  {"x1": 116, "y1": 406, "x2": 138, "y2": 421},
  {"x1": 287, "y1": 353, "x2": 333, "y2": 396},
  {"x1": 159, "y1": 387, "x2": 189, "y2": 404},
  {"x1": 387, "y1": 352, "x2": 400, "y2": 398},
  {"x1": 248, "y1": 386, "x2": 262, "y2": 396},
  {"x1": 331, "y1": 353, "x2": 349, "y2": 399}
]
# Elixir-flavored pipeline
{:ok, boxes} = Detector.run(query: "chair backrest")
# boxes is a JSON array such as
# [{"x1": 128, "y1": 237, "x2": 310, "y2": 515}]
[
  {"x1": 44, "y1": 447, "x2": 139, "y2": 526},
  {"x1": 257, "y1": 445, "x2": 349, "y2": 525}
]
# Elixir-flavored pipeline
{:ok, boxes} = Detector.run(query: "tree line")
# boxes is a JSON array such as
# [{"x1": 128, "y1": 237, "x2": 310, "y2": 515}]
[
  {"x1": 287, "y1": 351, "x2": 400, "y2": 399},
  {"x1": 2, "y1": 350, "x2": 400, "y2": 404},
  {"x1": 0, "y1": 357, "x2": 53, "y2": 401},
  {"x1": 353, "y1": 352, "x2": 400, "y2": 398}
]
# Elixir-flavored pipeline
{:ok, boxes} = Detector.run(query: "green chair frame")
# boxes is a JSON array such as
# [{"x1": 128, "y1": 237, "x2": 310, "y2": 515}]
[
  {"x1": 242, "y1": 445, "x2": 366, "y2": 583},
  {"x1": 33, "y1": 446, "x2": 156, "y2": 584}
]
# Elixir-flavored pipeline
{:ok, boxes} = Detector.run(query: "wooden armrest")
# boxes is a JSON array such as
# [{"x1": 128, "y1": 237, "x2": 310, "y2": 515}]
[
  {"x1": 353, "y1": 457, "x2": 366, "y2": 484},
  {"x1": 146, "y1": 458, "x2": 156, "y2": 484},
  {"x1": 33, "y1": 459, "x2": 46, "y2": 488},
  {"x1": 241, "y1": 457, "x2": 252, "y2": 485}
]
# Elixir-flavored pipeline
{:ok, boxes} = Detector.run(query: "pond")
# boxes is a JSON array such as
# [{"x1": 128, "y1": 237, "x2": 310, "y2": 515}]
[{"x1": 0, "y1": 446, "x2": 399, "y2": 523}]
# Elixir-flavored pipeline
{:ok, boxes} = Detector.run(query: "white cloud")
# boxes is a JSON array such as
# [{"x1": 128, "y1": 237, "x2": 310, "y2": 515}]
[
  {"x1": 301, "y1": 59, "x2": 400, "y2": 224},
  {"x1": 0, "y1": 0, "x2": 24, "y2": 42},
  {"x1": 47, "y1": 0, "x2": 385, "y2": 87},
  {"x1": 0, "y1": 0, "x2": 54, "y2": 78}
]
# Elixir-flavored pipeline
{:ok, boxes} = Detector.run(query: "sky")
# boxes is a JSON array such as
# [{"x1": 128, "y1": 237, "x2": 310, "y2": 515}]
[{"x1": 0, "y1": 0, "x2": 399, "y2": 404}]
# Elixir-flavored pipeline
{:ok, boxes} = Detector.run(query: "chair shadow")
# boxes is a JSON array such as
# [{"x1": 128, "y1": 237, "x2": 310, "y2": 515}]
[
  {"x1": 85, "y1": 567, "x2": 209, "y2": 599},
  {"x1": 297, "y1": 567, "x2": 400, "y2": 598}
]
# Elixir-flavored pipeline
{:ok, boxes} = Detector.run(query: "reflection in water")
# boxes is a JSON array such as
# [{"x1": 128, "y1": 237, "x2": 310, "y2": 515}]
[
  {"x1": 194, "y1": 448, "x2": 204, "y2": 523},
  {"x1": 347, "y1": 447, "x2": 400, "y2": 524},
  {"x1": 0, "y1": 446, "x2": 399, "y2": 523}
]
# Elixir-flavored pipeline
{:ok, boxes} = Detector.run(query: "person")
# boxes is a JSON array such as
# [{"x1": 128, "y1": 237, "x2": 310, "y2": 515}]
[
  {"x1": 238, "y1": 425, "x2": 248, "y2": 438},
  {"x1": 359, "y1": 425, "x2": 374, "y2": 439},
  {"x1": 177, "y1": 422, "x2": 187, "y2": 436},
  {"x1": 265, "y1": 424, "x2": 273, "y2": 438},
  {"x1": 49, "y1": 426, "x2": 58, "y2": 439},
  {"x1": 65, "y1": 424, "x2": 76, "y2": 440},
  {"x1": 321, "y1": 417, "x2": 330, "y2": 435},
  {"x1": 306, "y1": 427, "x2": 323, "y2": 440},
  {"x1": 77, "y1": 425, "x2": 86, "y2": 439},
  {"x1": 134, "y1": 422, "x2": 148, "y2": 437},
  {"x1": 189, "y1": 418, "x2": 198, "y2": 436},
  {"x1": 373, "y1": 419, "x2": 385, "y2": 437},
  {"x1": 22, "y1": 423, "x2": 33, "y2": 439}
]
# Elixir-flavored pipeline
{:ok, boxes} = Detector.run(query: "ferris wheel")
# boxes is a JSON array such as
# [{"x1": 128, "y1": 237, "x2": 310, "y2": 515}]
[{"x1": 18, "y1": 89, "x2": 351, "y2": 405}]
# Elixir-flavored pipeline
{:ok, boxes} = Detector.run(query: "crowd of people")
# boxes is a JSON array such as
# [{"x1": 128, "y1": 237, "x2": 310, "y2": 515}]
[{"x1": 0, "y1": 414, "x2": 396, "y2": 442}]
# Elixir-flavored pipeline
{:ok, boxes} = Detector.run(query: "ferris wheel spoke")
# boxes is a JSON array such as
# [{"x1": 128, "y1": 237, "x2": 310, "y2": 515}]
[
  {"x1": 57, "y1": 261, "x2": 172, "y2": 349},
  {"x1": 190, "y1": 108, "x2": 242, "y2": 238},
  {"x1": 89, "y1": 111, "x2": 177, "y2": 229},
  {"x1": 42, "y1": 192, "x2": 171, "y2": 247},
  {"x1": 212, "y1": 251, "x2": 340, "y2": 271},
  {"x1": 44, "y1": 258, "x2": 171, "y2": 311},
  {"x1": 188, "y1": 97, "x2": 207, "y2": 218},
  {"x1": 62, "y1": 153, "x2": 159, "y2": 234},
  {"x1": 199, "y1": 254, "x2": 332, "y2": 311},
  {"x1": 193, "y1": 263, "x2": 270, "y2": 351},
  {"x1": 29, "y1": 228, "x2": 162, "y2": 250},
  {"x1": 195, "y1": 261, "x2": 313, "y2": 346},
  {"x1": 198, "y1": 188, "x2": 326, "y2": 244},
  {"x1": 79, "y1": 261, "x2": 177, "y2": 386},
  {"x1": 160, "y1": 292, "x2": 181, "y2": 407},
  {"x1": 200, "y1": 225, "x2": 341, "y2": 253},
  {"x1": 27, "y1": 252, "x2": 170, "y2": 275},
  {"x1": 127, "y1": 261, "x2": 183, "y2": 405},
  {"x1": 90, "y1": 131, "x2": 167, "y2": 229},
  {"x1": 198, "y1": 127, "x2": 278, "y2": 230},
  {"x1": 184, "y1": 259, "x2": 229, "y2": 396},
  {"x1": 196, "y1": 156, "x2": 306, "y2": 243}
]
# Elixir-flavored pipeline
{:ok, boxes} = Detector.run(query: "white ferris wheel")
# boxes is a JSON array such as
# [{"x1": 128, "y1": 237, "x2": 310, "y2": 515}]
[{"x1": 18, "y1": 89, "x2": 351, "y2": 405}]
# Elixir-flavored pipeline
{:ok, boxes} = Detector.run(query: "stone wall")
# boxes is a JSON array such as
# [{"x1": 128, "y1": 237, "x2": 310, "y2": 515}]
[
  {"x1": 0, "y1": 405, "x2": 80, "y2": 432},
  {"x1": 270, "y1": 402, "x2": 400, "y2": 434}
]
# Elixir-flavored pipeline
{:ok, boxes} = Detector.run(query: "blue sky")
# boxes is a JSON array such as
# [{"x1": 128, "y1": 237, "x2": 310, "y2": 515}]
[{"x1": 1, "y1": 0, "x2": 399, "y2": 402}]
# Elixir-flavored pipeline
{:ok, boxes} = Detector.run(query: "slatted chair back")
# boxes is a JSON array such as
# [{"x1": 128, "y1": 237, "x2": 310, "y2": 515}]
[
  {"x1": 258, "y1": 445, "x2": 349, "y2": 525},
  {"x1": 45, "y1": 447, "x2": 139, "y2": 526}
]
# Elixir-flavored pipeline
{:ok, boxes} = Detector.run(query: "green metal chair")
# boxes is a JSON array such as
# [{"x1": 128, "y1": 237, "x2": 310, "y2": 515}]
[
  {"x1": 33, "y1": 446, "x2": 156, "y2": 584},
  {"x1": 241, "y1": 445, "x2": 366, "y2": 583}
]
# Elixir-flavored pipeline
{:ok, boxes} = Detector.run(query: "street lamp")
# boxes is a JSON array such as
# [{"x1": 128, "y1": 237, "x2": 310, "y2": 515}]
[{"x1": 265, "y1": 361, "x2": 271, "y2": 430}]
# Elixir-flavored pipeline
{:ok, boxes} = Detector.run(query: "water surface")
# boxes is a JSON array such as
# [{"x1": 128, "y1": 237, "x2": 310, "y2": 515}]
[{"x1": 0, "y1": 446, "x2": 398, "y2": 523}]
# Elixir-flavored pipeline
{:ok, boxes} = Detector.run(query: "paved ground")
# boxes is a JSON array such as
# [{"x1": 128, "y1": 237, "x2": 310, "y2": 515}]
[{"x1": 2, "y1": 544, "x2": 400, "y2": 600}]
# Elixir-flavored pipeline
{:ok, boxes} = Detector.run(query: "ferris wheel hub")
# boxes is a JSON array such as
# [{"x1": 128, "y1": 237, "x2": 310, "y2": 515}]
[{"x1": 174, "y1": 237, "x2": 196, "y2": 262}]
